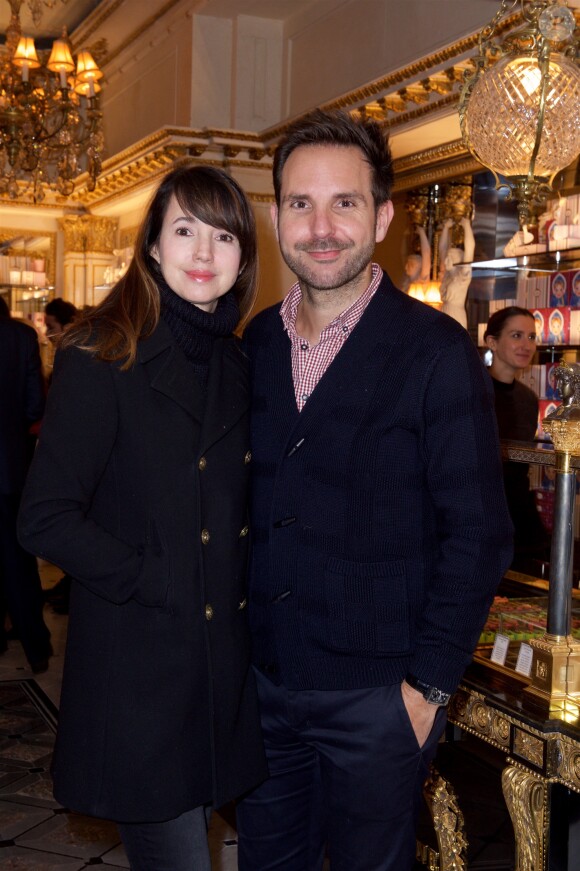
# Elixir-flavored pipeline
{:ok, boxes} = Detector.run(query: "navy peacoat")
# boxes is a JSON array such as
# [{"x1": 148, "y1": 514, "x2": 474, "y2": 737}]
[{"x1": 18, "y1": 319, "x2": 267, "y2": 822}]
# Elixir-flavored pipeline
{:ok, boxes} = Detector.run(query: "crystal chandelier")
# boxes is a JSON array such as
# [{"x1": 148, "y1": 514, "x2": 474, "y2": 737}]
[
  {"x1": 459, "y1": 0, "x2": 580, "y2": 226},
  {"x1": 0, "y1": 0, "x2": 104, "y2": 201}
]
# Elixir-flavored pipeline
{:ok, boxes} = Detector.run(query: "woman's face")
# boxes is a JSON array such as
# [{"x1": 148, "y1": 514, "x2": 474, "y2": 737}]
[
  {"x1": 552, "y1": 277, "x2": 566, "y2": 299},
  {"x1": 486, "y1": 314, "x2": 537, "y2": 375},
  {"x1": 150, "y1": 195, "x2": 242, "y2": 312}
]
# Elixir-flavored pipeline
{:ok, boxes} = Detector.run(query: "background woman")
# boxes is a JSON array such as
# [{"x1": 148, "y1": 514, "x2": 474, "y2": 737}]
[
  {"x1": 18, "y1": 163, "x2": 267, "y2": 871},
  {"x1": 484, "y1": 306, "x2": 550, "y2": 570}
]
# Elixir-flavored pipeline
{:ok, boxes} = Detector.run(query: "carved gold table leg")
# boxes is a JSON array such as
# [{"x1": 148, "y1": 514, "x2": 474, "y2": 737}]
[
  {"x1": 501, "y1": 764, "x2": 548, "y2": 871},
  {"x1": 420, "y1": 766, "x2": 468, "y2": 871}
]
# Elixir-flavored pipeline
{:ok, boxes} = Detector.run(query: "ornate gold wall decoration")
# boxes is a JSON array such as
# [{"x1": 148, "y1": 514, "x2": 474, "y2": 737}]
[
  {"x1": 59, "y1": 215, "x2": 118, "y2": 253},
  {"x1": 471, "y1": 700, "x2": 492, "y2": 734},
  {"x1": 513, "y1": 729, "x2": 545, "y2": 769},
  {"x1": 552, "y1": 735, "x2": 580, "y2": 793},
  {"x1": 491, "y1": 713, "x2": 511, "y2": 748},
  {"x1": 415, "y1": 839, "x2": 439, "y2": 871},
  {"x1": 423, "y1": 767, "x2": 468, "y2": 871},
  {"x1": 501, "y1": 764, "x2": 547, "y2": 871},
  {"x1": 405, "y1": 189, "x2": 429, "y2": 228}
]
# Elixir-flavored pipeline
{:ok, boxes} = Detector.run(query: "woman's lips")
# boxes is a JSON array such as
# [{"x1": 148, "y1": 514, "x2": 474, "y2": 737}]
[{"x1": 187, "y1": 271, "x2": 215, "y2": 281}]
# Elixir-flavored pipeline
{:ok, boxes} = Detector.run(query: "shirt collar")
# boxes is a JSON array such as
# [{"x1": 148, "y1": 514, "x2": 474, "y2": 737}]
[{"x1": 280, "y1": 263, "x2": 383, "y2": 339}]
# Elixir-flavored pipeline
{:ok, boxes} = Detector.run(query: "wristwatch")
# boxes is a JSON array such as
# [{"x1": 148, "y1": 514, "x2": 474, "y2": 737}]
[{"x1": 405, "y1": 673, "x2": 451, "y2": 706}]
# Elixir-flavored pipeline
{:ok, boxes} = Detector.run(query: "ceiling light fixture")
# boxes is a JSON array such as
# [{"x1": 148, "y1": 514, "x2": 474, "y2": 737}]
[
  {"x1": 459, "y1": 0, "x2": 580, "y2": 226},
  {"x1": 0, "y1": 0, "x2": 104, "y2": 201}
]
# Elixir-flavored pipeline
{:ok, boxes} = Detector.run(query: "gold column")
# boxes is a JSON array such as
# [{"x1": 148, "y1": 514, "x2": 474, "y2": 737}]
[
  {"x1": 59, "y1": 214, "x2": 118, "y2": 308},
  {"x1": 525, "y1": 363, "x2": 580, "y2": 705}
]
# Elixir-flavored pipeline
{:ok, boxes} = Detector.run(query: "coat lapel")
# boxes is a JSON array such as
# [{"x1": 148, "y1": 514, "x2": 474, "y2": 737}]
[
  {"x1": 137, "y1": 320, "x2": 204, "y2": 423},
  {"x1": 199, "y1": 337, "x2": 250, "y2": 454}
]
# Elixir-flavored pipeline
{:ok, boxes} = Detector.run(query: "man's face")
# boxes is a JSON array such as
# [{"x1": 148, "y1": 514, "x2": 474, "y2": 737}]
[
  {"x1": 44, "y1": 313, "x2": 63, "y2": 342},
  {"x1": 272, "y1": 144, "x2": 392, "y2": 295}
]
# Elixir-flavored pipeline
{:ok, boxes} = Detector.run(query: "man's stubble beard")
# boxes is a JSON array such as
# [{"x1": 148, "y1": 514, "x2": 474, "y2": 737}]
[{"x1": 279, "y1": 237, "x2": 376, "y2": 295}]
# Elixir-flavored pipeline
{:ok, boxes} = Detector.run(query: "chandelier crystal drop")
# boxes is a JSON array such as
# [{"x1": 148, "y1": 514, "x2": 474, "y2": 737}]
[
  {"x1": 0, "y1": 0, "x2": 104, "y2": 202},
  {"x1": 459, "y1": 0, "x2": 580, "y2": 226}
]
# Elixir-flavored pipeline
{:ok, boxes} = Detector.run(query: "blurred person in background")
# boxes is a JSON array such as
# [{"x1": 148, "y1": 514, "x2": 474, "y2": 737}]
[{"x1": 0, "y1": 296, "x2": 52, "y2": 672}]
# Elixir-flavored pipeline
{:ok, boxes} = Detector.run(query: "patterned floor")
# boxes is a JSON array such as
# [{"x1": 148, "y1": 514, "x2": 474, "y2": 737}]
[{"x1": 0, "y1": 563, "x2": 239, "y2": 871}]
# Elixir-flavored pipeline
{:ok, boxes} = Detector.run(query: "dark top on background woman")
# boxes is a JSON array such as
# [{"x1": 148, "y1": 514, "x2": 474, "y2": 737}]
[
  {"x1": 485, "y1": 307, "x2": 550, "y2": 567},
  {"x1": 18, "y1": 164, "x2": 267, "y2": 830}
]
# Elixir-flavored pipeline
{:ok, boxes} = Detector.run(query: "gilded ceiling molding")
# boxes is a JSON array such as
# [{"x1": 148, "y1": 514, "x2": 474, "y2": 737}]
[
  {"x1": 393, "y1": 157, "x2": 483, "y2": 195},
  {"x1": 71, "y1": 0, "x2": 126, "y2": 50},
  {"x1": 392, "y1": 139, "x2": 482, "y2": 193},
  {"x1": 261, "y1": 11, "x2": 522, "y2": 144},
  {"x1": 383, "y1": 93, "x2": 459, "y2": 130},
  {"x1": 394, "y1": 139, "x2": 469, "y2": 174},
  {"x1": 69, "y1": 127, "x2": 273, "y2": 208}
]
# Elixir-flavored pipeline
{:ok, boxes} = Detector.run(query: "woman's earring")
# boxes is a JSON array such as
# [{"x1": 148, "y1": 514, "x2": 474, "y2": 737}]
[{"x1": 483, "y1": 349, "x2": 493, "y2": 367}]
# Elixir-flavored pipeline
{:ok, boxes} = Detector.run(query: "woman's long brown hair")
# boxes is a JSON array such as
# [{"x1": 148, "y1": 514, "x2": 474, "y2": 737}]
[{"x1": 60, "y1": 163, "x2": 258, "y2": 369}]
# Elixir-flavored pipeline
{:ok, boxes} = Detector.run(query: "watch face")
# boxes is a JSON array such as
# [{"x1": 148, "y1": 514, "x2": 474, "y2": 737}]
[{"x1": 426, "y1": 686, "x2": 450, "y2": 705}]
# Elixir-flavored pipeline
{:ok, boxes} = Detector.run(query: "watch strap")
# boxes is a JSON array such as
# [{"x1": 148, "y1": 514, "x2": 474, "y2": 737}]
[{"x1": 405, "y1": 673, "x2": 451, "y2": 706}]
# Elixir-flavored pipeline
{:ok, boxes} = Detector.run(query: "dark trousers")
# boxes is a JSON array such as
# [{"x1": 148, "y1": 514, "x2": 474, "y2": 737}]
[
  {"x1": 0, "y1": 492, "x2": 50, "y2": 664},
  {"x1": 118, "y1": 805, "x2": 211, "y2": 871},
  {"x1": 236, "y1": 668, "x2": 446, "y2": 871}
]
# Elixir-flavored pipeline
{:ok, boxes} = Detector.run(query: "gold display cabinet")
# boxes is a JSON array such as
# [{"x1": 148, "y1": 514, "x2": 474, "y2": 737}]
[{"x1": 420, "y1": 422, "x2": 580, "y2": 871}]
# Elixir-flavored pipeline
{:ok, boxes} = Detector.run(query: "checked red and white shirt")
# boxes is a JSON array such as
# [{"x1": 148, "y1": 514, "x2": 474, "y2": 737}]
[{"x1": 280, "y1": 263, "x2": 383, "y2": 411}]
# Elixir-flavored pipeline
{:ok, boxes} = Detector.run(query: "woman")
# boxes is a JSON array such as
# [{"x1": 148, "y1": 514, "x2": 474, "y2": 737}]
[
  {"x1": 484, "y1": 306, "x2": 549, "y2": 568},
  {"x1": 18, "y1": 163, "x2": 267, "y2": 870}
]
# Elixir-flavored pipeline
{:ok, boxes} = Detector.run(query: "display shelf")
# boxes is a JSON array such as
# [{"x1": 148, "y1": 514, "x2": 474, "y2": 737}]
[
  {"x1": 500, "y1": 438, "x2": 580, "y2": 469},
  {"x1": 469, "y1": 246, "x2": 580, "y2": 276}
]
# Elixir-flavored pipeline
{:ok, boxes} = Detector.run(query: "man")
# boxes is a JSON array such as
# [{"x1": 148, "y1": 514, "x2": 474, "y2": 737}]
[
  {"x1": 44, "y1": 297, "x2": 78, "y2": 341},
  {"x1": 0, "y1": 300, "x2": 51, "y2": 671},
  {"x1": 236, "y1": 110, "x2": 513, "y2": 871}
]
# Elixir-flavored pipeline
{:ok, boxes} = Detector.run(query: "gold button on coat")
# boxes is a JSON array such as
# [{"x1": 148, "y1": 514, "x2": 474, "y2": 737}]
[
  {"x1": 205, "y1": 604, "x2": 214, "y2": 620},
  {"x1": 238, "y1": 598, "x2": 247, "y2": 610},
  {"x1": 201, "y1": 529, "x2": 210, "y2": 544},
  {"x1": 198, "y1": 457, "x2": 207, "y2": 471},
  {"x1": 244, "y1": 451, "x2": 252, "y2": 464},
  {"x1": 239, "y1": 526, "x2": 249, "y2": 538}
]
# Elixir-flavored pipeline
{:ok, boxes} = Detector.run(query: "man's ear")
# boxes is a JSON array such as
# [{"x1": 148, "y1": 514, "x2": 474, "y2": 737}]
[
  {"x1": 270, "y1": 203, "x2": 280, "y2": 242},
  {"x1": 375, "y1": 200, "x2": 394, "y2": 244}
]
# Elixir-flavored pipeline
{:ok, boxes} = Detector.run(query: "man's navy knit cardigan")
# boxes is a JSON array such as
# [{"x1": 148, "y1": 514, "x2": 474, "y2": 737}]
[{"x1": 244, "y1": 272, "x2": 513, "y2": 695}]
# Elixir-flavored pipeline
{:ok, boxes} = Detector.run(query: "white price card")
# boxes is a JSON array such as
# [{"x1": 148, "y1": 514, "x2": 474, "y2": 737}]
[
  {"x1": 515, "y1": 642, "x2": 534, "y2": 677},
  {"x1": 490, "y1": 633, "x2": 510, "y2": 666}
]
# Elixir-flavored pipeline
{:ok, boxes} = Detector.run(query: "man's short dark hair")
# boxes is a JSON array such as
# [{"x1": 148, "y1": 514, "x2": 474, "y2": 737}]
[
  {"x1": 272, "y1": 109, "x2": 394, "y2": 208},
  {"x1": 45, "y1": 297, "x2": 77, "y2": 327}
]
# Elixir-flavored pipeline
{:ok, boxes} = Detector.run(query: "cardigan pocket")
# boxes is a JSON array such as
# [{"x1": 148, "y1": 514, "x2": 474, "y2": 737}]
[{"x1": 310, "y1": 557, "x2": 411, "y2": 655}]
